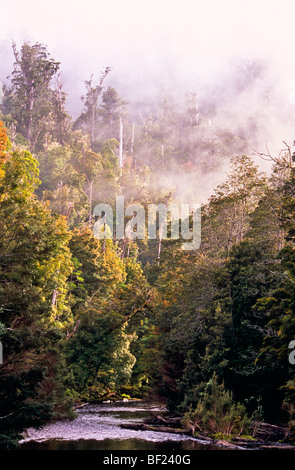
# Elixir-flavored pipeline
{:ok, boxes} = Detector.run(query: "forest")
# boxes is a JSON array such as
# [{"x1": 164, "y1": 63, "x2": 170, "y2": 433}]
[{"x1": 0, "y1": 40, "x2": 295, "y2": 449}]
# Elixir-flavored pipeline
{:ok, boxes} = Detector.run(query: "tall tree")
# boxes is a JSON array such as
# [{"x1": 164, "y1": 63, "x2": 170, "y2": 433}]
[
  {"x1": 49, "y1": 74, "x2": 72, "y2": 146},
  {"x1": 98, "y1": 86, "x2": 127, "y2": 141},
  {"x1": 74, "y1": 68, "x2": 111, "y2": 147},
  {"x1": 0, "y1": 123, "x2": 74, "y2": 448},
  {"x1": 8, "y1": 42, "x2": 60, "y2": 150}
]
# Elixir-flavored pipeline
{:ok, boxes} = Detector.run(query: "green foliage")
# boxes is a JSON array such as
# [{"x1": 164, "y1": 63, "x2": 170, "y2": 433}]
[
  {"x1": 7, "y1": 42, "x2": 60, "y2": 150},
  {"x1": 181, "y1": 373, "x2": 250, "y2": 438},
  {"x1": 73, "y1": 68, "x2": 111, "y2": 147},
  {"x1": 156, "y1": 155, "x2": 295, "y2": 425},
  {"x1": 0, "y1": 368, "x2": 52, "y2": 449},
  {"x1": 2, "y1": 42, "x2": 295, "y2": 449},
  {"x1": 63, "y1": 226, "x2": 157, "y2": 401},
  {"x1": 0, "y1": 124, "x2": 74, "y2": 448}
]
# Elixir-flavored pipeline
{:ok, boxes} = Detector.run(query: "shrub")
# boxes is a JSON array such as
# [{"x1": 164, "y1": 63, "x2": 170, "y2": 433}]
[{"x1": 181, "y1": 373, "x2": 250, "y2": 438}]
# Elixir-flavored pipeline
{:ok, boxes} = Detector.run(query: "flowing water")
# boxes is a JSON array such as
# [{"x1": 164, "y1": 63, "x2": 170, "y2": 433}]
[{"x1": 19, "y1": 401, "x2": 221, "y2": 450}]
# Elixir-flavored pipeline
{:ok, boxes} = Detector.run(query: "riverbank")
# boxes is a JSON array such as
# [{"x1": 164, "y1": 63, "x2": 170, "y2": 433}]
[
  {"x1": 19, "y1": 400, "x2": 295, "y2": 451},
  {"x1": 19, "y1": 401, "x2": 219, "y2": 450},
  {"x1": 126, "y1": 411, "x2": 295, "y2": 450},
  {"x1": 72, "y1": 398, "x2": 295, "y2": 450}
]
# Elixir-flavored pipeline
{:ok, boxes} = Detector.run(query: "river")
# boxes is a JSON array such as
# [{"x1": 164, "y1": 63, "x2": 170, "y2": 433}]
[{"x1": 19, "y1": 400, "x2": 221, "y2": 451}]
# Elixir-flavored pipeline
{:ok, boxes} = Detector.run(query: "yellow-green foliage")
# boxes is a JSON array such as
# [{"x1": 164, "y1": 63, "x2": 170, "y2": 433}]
[{"x1": 181, "y1": 373, "x2": 250, "y2": 438}]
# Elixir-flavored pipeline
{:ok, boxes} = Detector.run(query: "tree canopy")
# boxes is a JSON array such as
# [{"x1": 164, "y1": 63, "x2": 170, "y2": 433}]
[{"x1": 1, "y1": 40, "x2": 295, "y2": 448}]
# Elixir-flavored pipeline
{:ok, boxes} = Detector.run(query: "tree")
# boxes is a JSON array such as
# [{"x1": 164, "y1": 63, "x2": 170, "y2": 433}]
[
  {"x1": 181, "y1": 373, "x2": 250, "y2": 437},
  {"x1": 154, "y1": 155, "x2": 273, "y2": 414},
  {"x1": 65, "y1": 228, "x2": 155, "y2": 400},
  {"x1": 0, "y1": 123, "x2": 74, "y2": 448},
  {"x1": 36, "y1": 140, "x2": 89, "y2": 228},
  {"x1": 202, "y1": 154, "x2": 267, "y2": 257},
  {"x1": 72, "y1": 142, "x2": 102, "y2": 227},
  {"x1": 74, "y1": 68, "x2": 111, "y2": 147},
  {"x1": 98, "y1": 86, "x2": 127, "y2": 141},
  {"x1": 8, "y1": 42, "x2": 60, "y2": 150},
  {"x1": 49, "y1": 74, "x2": 72, "y2": 146},
  {"x1": 250, "y1": 166, "x2": 295, "y2": 422}
]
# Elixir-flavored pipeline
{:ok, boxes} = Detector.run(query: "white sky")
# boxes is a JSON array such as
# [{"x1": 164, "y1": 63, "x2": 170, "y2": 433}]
[
  {"x1": 3, "y1": 0, "x2": 295, "y2": 67},
  {"x1": 2, "y1": 0, "x2": 295, "y2": 113}
]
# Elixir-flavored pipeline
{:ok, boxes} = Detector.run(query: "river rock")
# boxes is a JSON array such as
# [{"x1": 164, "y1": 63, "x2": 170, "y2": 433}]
[
  {"x1": 120, "y1": 423, "x2": 147, "y2": 430},
  {"x1": 215, "y1": 439, "x2": 246, "y2": 450},
  {"x1": 259, "y1": 443, "x2": 295, "y2": 450},
  {"x1": 251, "y1": 422, "x2": 287, "y2": 441},
  {"x1": 144, "y1": 415, "x2": 183, "y2": 427},
  {"x1": 194, "y1": 434, "x2": 214, "y2": 444},
  {"x1": 147, "y1": 426, "x2": 190, "y2": 434}
]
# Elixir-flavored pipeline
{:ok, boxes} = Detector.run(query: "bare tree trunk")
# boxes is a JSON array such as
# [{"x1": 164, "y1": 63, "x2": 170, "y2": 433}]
[
  {"x1": 51, "y1": 289, "x2": 58, "y2": 308},
  {"x1": 161, "y1": 145, "x2": 165, "y2": 168},
  {"x1": 31, "y1": 124, "x2": 44, "y2": 151},
  {"x1": 157, "y1": 235, "x2": 162, "y2": 267},
  {"x1": 119, "y1": 116, "x2": 123, "y2": 171},
  {"x1": 51, "y1": 269, "x2": 60, "y2": 313},
  {"x1": 102, "y1": 222, "x2": 106, "y2": 253},
  {"x1": 88, "y1": 179, "x2": 93, "y2": 227},
  {"x1": 131, "y1": 122, "x2": 135, "y2": 154},
  {"x1": 27, "y1": 90, "x2": 34, "y2": 148},
  {"x1": 91, "y1": 104, "x2": 95, "y2": 146},
  {"x1": 121, "y1": 238, "x2": 128, "y2": 259},
  {"x1": 10, "y1": 122, "x2": 16, "y2": 145}
]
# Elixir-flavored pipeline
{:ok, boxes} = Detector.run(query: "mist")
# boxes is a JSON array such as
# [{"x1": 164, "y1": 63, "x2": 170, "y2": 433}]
[{"x1": 1, "y1": 0, "x2": 295, "y2": 203}]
